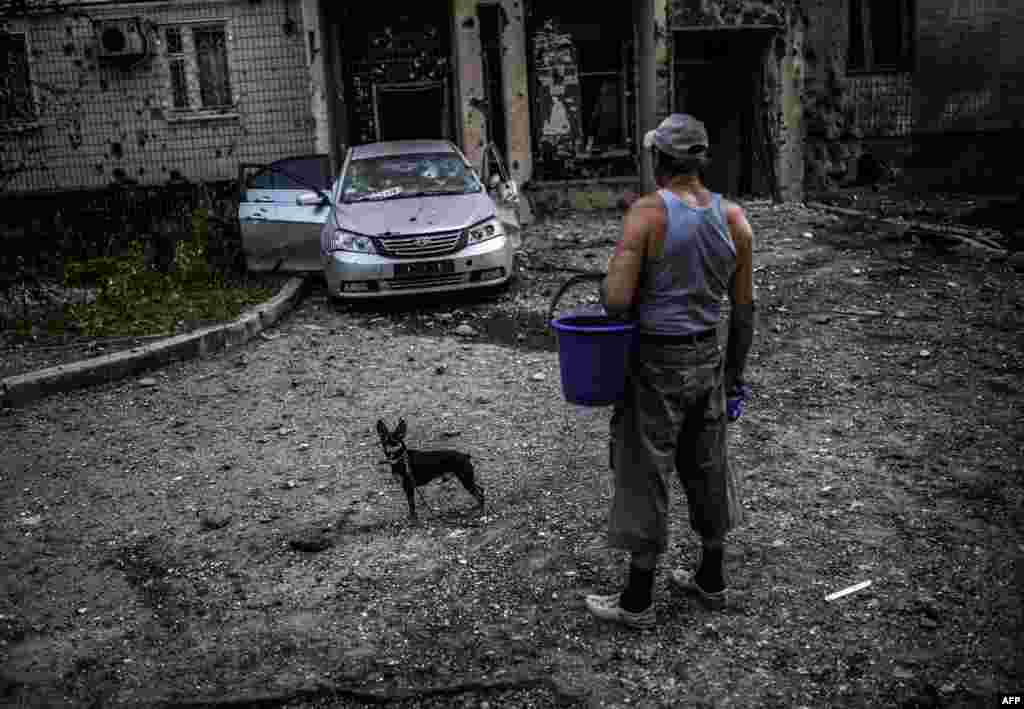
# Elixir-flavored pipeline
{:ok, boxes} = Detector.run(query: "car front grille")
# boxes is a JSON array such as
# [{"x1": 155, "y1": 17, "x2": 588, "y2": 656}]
[
  {"x1": 386, "y1": 274, "x2": 468, "y2": 290},
  {"x1": 376, "y1": 230, "x2": 464, "y2": 258}
]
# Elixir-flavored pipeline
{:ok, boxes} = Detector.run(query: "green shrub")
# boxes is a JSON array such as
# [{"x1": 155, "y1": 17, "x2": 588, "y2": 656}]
[{"x1": 63, "y1": 237, "x2": 272, "y2": 337}]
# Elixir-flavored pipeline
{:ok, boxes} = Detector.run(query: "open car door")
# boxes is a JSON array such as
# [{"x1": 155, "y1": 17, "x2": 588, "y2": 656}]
[
  {"x1": 238, "y1": 155, "x2": 333, "y2": 272},
  {"x1": 479, "y1": 142, "x2": 531, "y2": 229}
]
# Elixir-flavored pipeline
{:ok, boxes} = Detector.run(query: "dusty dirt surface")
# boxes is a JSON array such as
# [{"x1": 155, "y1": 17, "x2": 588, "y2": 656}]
[{"x1": 1, "y1": 200, "x2": 1021, "y2": 708}]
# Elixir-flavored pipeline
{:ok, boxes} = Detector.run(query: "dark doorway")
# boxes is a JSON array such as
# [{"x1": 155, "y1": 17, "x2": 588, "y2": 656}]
[
  {"x1": 331, "y1": 2, "x2": 453, "y2": 146},
  {"x1": 673, "y1": 29, "x2": 776, "y2": 197},
  {"x1": 479, "y1": 4, "x2": 508, "y2": 160},
  {"x1": 373, "y1": 81, "x2": 449, "y2": 142}
]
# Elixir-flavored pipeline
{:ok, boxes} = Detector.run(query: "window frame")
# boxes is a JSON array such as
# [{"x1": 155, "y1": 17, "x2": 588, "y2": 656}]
[
  {"x1": 847, "y1": 0, "x2": 916, "y2": 74},
  {"x1": 0, "y1": 30, "x2": 38, "y2": 129},
  {"x1": 160, "y1": 19, "x2": 237, "y2": 121}
]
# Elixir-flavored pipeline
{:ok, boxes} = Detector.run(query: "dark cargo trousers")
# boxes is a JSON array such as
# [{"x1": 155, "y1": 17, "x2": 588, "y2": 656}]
[{"x1": 608, "y1": 336, "x2": 744, "y2": 554}]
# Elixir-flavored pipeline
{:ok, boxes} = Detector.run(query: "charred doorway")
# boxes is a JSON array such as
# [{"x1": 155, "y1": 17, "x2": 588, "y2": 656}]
[
  {"x1": 673, "y1": 29, "x2": 776, "y2": 197},
  {"x1": 527, "y1": 4, "x2": 636, "y2": 180},
  {"x1": 333, "y1": 2, "x2": 454, "y2": 145}
]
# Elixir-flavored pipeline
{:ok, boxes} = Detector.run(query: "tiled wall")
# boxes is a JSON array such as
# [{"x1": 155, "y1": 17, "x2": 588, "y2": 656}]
[
  {"x1": 848, "y1": 73, "x2": 914, "y2": 137},
  {"x1": 0, "y1": 0, "x2": 314, "y2": 194}
]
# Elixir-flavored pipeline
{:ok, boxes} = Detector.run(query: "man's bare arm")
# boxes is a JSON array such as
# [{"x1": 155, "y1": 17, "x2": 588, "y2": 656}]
[
  {"x1": 601, "y1": 195, "x2": 658, "y2": 317},
  {"x1": 724, "y1": 201, "x2": 756, "y2": 390}
]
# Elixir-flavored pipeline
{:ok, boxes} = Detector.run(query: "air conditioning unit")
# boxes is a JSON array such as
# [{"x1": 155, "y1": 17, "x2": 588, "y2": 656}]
[{"x1": 96, "y1": 19, "x2": 149, "y2": 61}]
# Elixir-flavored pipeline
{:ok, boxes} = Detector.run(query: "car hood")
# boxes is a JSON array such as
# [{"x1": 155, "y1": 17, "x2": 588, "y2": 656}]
[{"x1": 334, "y1": 192, "x2": 496, "y2": 236}]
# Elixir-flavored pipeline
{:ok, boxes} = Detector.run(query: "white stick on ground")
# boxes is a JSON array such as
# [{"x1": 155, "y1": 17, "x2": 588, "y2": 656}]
[{"x1": 825, "y1": 579, "x2": 873, "y2": 602}]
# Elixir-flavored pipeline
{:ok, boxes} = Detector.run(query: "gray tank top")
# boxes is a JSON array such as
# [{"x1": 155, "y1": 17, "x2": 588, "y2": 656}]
[{"x1": 635, "y1": 189, "x2": 736, "y2": 336}]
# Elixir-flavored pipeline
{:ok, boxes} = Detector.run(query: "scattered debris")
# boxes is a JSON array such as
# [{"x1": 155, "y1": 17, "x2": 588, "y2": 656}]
[
  {"x1": 825, "y1": 579, "x2": 873, "y2": 602},
  {"x1": 289, "y1": 534, "x2": 333, "y2": 553},
  {"x1": 199, "y1": 512, "x2": 232, "y2": 531}
]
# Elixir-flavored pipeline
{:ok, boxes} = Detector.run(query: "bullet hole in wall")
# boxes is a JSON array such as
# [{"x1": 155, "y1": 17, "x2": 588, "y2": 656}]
[
  {"x1": 63, "y1": 43, "x2": 75, "y2": 56},
  {"x1": 110, "y1": 142, "x2": 123, "y2": 159}
]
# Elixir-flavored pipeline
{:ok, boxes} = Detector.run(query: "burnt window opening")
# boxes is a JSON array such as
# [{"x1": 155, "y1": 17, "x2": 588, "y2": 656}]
[
  {"x1": 335, "y1": 2, "x2": 453, "y2": 145},
  {"x1": 162, "y1": 23, "x2": 234, "y2": 112},
  {"x1": 0, "y1": 32, "x2": 35, "y2": 123},
  {"x1": 848, "y1": 0, "x2": 915, "y2": 73},
  {"x1": 529, "y1": 5, "x2": 635, "y2": 180}
]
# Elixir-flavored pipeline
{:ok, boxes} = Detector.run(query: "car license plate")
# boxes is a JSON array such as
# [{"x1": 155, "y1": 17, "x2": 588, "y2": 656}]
[{"x1": 394, "y1": 260, "x2": 455, "y2": 277}]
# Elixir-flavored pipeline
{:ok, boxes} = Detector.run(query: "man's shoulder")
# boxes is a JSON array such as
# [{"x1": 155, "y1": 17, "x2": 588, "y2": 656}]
[
  {"x1": 627, "y1": 193, "x2": 668, "y2": 226},
  {"x1": 719, "y1": 197, "x2": 746, "y2": 219},
  {"x1": 630, "y1": 192, "x2": 665, "y2": 211}
]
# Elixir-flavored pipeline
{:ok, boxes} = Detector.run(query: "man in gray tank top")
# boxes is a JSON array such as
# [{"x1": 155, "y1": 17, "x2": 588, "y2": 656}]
[{"x1": 586, "y1": 114, "x2": 756, "y2": 629}]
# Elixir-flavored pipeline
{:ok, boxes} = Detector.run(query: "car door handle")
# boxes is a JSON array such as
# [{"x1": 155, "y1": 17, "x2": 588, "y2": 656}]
[{"x1": 255, "y1": 196, "x2": 274, "y2": 202}]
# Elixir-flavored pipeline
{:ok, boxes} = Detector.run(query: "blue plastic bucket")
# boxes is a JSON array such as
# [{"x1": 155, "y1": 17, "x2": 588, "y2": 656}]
[{"x1": 551, "y1": 311, "x2": 637, "y2": 407}]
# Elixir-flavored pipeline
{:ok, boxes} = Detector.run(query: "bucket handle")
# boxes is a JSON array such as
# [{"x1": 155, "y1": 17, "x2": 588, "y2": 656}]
[{"x1": 547, "y1": 272, "x2": 607, "y2": 327}]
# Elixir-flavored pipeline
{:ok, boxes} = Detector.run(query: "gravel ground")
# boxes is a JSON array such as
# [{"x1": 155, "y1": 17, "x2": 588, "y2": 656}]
[{"x1": 1, "y1": 199, "x2": 1021, "y2": 708}]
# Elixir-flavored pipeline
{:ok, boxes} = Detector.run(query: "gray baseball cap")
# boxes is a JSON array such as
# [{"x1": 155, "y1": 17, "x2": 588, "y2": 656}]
[{"x1": 642, "y1": 113, "x2": 709, "y2": 159}]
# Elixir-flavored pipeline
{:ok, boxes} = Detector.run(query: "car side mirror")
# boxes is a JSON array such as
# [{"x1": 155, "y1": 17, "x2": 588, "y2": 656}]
[{"x1": 296, "y1": 191, "x2": 328, "y2": 206}]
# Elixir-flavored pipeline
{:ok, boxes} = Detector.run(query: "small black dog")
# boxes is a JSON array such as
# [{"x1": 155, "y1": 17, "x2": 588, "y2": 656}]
[{"x1": 376, "y1": 419, "x2": 484, "y2": 521}]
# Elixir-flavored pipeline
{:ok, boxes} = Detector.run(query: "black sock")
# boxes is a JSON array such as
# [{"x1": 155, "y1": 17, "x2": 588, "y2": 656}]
[
  {"x1": 619, "y1": 565, "x2": 654, "y2": 612},
  {"x1": 695, "y1": 546, "x2": 725, "y2": 593}
]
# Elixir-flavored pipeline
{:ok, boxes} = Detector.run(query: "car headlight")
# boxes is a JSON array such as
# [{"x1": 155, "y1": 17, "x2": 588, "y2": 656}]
[
  {"x1": 326, "y1": 229, "x2": 377, "y2": 254},
  {"x1": 466, "y1": 218, "x2": 504, "y2": 244}
]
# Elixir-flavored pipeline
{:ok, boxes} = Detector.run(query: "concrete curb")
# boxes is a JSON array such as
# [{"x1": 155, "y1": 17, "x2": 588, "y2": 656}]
[{"x1": 1, "y1": 276, "x2": 309, "y2": 409}]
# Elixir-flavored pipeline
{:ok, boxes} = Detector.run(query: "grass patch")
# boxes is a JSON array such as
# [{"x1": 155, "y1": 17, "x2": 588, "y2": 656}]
[{"x1": 63, "y1": 239, "x2": 274, "y2": 337}]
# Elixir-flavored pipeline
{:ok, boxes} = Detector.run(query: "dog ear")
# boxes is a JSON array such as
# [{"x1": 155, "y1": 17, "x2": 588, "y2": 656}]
[
  {"x1": 396, "y1": 418, "x2": 407, "y2": 439},
  {"x1": 376, "y1": 420, "x2": 388, "y2": 438}
]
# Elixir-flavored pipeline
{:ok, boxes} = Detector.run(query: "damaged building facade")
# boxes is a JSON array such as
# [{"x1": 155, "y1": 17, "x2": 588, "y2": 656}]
[{"x1": 1, "y1": 0, "x2": 1021, "y2": 220}]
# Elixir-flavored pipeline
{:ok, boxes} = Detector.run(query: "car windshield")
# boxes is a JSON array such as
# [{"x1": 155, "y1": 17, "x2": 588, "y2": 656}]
[{"x1": 341, "y1": 153, "x2": 482, "y2": 203}]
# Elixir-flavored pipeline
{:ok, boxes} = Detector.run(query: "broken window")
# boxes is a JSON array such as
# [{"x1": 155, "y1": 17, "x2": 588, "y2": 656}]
[
  {"x1": 529, "y1": 6, "x2": 635, "y2": 179},
  {"x1": 162, "y1": 23, "x2": 233, "y2": 113},
  {"x1": 0, "y1": 32, "x2": 34, "y2": 123},
  {"x1": 848, "y1": 0, "x2": 915, "y2": 72}
]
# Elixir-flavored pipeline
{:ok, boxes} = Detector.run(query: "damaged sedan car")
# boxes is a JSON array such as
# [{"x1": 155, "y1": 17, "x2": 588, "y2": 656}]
[{"x1": 239, "y1": 140, "x2": 520, "y2": 299}]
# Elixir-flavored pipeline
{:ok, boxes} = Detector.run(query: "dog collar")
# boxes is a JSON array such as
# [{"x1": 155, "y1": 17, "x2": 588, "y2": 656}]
[{"x1": 386, "y1": 450, "x2": 411, "y2": 467}]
